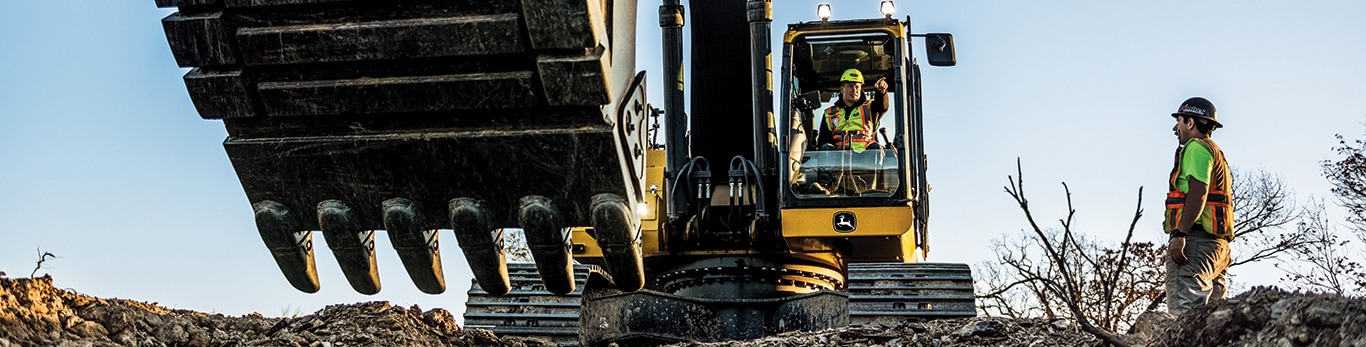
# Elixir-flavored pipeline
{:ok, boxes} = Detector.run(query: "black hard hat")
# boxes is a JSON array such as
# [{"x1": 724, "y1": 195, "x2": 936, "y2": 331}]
[{"x1": 1171, "y1": 97, "x2": 1221, "y2": 128}]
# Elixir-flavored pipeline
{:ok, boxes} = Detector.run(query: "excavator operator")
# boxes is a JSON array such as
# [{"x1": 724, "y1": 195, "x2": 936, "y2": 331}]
[{"x1": 817, "y1": 68, "x2": 890, "y2": 152}]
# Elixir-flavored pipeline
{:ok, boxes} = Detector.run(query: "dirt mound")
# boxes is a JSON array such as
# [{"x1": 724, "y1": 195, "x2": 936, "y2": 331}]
[
  {"x1": 673, "y1": 287, "x2": 1366, "y2": 347},
  {"x1": 1151, "y1": 286, "x2": 1366, "y2": 347},
  {"x1": 5, "y1": 274, "x2": 1364, "y2": 347},
  {"x1": 0, "y1": 276, "x2": 552, "y2": 347}
]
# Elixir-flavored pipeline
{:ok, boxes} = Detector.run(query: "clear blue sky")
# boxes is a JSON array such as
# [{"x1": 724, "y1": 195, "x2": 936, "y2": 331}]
[{"x1": 2, "y1": 1, "x2": 1363, "y2": 319}]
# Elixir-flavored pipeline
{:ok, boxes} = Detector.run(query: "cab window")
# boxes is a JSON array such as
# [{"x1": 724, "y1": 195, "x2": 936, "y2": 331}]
[{"x1": 785, "y1": 32, "x2": 902, "y2": 199}]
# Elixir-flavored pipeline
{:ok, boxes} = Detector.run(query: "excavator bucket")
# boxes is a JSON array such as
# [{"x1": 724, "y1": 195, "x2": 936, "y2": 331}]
[{"x1": 157, "y1": 0, "x2": 647, "y2": 294}]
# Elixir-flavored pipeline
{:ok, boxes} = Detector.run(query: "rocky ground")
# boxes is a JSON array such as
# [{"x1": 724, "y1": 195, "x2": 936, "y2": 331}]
[
  {"x1": 1151, "y1": 286, "x2": 1366, "y2": 347},
  {"x1": 0, "y1": 275, "x2": 552, "y2": 347},
  {"x1": 663, "y1": 317, "x2": 1099, "y2": 347},
  {"x1": 2, "y1": 275, "x2": 1363, "y2": 347}
]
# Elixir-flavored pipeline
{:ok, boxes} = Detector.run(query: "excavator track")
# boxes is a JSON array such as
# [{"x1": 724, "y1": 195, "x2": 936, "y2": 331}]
[
  {"x1": 846, "y1": 263, "x2": 978, "y2": 325},
  {"x1": 464, "y1": 263, "x2": 592, "y2": 346},
  {"x1": 467, "y1": 262, "x2": 973, "y2": 346}
]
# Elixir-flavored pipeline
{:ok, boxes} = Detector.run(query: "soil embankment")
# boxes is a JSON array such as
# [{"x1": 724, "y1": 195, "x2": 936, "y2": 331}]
[{"x1": 2, "y1": 275, "x2": 1363, "y2": 347}]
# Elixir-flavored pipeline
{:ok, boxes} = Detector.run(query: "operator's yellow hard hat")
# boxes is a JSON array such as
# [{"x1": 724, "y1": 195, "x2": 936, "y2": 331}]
[{"x1": 840, "y1": 68, "x2": 864, "y2": 84}]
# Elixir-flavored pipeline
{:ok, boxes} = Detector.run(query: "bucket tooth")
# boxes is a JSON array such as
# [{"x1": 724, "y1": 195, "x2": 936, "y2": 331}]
[
  {"x1": 253, "y1": 200, "x2": 320, "y2": 293},
  {"x1": 519, "y1": 195, "x2": 575, "y2": 295},
  {"x1": 317, "y1": 200, "x2": 381, "y2": 295},
  {"x1": 383, "y1": 198, "x2": 445, "y2": 294},
  {"x1": 590, "y1": 193, "x2": 644, "y2": 291},
  {"x1": 449, "y1": 198, "x2": 510, "y2": 295}
]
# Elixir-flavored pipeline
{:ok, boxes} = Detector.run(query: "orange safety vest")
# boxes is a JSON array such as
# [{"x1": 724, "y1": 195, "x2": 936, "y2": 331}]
[
  {"x1": 823, "y1": 101, "x2": 876, "y2": 151},
  {"x1": 1164, "y1": 138, "x2": 1234, "y2": 240}
]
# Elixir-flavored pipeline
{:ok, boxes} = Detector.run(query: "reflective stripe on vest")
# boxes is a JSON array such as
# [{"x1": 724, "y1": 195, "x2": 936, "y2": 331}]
[
  {"x1": 1163, "y1": 138, "x2": 1235, "y2": 240},
  {"x1": 824, "y1": 102, "x2": 875, "y2": 151}
]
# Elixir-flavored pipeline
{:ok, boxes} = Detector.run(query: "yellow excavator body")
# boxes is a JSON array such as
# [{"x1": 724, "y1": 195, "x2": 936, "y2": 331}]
[{"x1": 154, "y1": 0, "x2": 972, "y2": 345}]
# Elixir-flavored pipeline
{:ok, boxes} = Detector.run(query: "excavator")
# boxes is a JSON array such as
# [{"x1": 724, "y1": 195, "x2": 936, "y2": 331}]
[{"x1": 156, "y1": 0, "x2": 974, "y2": 345}]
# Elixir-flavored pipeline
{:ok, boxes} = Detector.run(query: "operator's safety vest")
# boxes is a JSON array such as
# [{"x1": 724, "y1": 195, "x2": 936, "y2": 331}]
[
  {"x1": 1164, "y1": 137, "x2": 1235, "y2": 240},
  {"x1": 823, "y1": 101, "x2": 876, "y2": 151}
]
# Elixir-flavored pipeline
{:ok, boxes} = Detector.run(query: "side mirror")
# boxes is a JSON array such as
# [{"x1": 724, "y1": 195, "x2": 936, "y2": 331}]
[
  {"x1": 793, "y1": 91, "x2": 822, "y2": 111},
  {"x1": 923, "y1": 33, "x2": 956, "y2": 67}
]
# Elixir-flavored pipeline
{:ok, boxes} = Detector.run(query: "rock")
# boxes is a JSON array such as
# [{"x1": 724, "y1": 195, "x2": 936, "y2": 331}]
[
  {"x1": 1050, "y1": 318, "x2": 1072, "y2": 330},
  {"x1": 1115, "y1": 334, "x2": 1149, "y2": 347},
  {"x1": 154, "y1": 323, "x2": 190, "y2": 343},
  {"x1": 1202, "y1": 307, "x2": 1237, "y2": 338},
  {"x1": 305, "y1": 318, "x2": 324, "y2": 330},
  {"x1": 904, "y1": 321, "x2": 927, "y2": 333},
  {"x1": 421, "y1": 308, "x2": 459, "y2": 334},
  {"x1": 955, "y1": 319, "x2": 1004, "y2": 338},
  {"x1": 1302, "y1": 304, "x2": 1341, "y2": 328},
  {"x1": 187, "y1": 326, "x2": 211, "y2": 347},
  {"x1": 112, "y1": 330, "x2": 136, "y2": 345},
  {"x1": 68, "y1": 320, "x2": 107, "y2": 338},
  {"x1": 1152, "y1": 287, "x2": 1366, "y2": 347},
  {"x1": 1128, "y1": 310, "x2": 1174, "y2": 342}
]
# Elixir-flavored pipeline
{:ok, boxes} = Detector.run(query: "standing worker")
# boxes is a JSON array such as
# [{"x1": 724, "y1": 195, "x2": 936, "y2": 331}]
[
  {"x1": 1163, "y1": 96, "x2": 1235, "y2": 316},
  {"x1": 817, "y1": 68, "x2": 889, "y2": 152}
]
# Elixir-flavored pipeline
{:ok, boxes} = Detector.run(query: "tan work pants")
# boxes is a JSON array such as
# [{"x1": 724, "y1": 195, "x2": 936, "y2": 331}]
[{"x1": 1165, "y1": 233, "x2": 1230, "y2": 316}]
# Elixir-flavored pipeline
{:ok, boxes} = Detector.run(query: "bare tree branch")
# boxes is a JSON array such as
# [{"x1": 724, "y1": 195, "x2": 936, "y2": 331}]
[
  {"x1": 1104, "y1": 187, "x2": 1143, "y2": 330},
  {"x1": 1269, "y1": 131, "x2": 1366, "y2": 296},
  {"x1": 1277, "y1": 201, "x2": 1366, "y2": 296},
  {"x1": 1324, "y1": 134, "x2": 1366, "y2": 235},
  {"x1": 502, "y1": 228, "x2": 535, "y2": 263},
  {"x1": 976, "y1": 276, "x2": 1048, "y2": 299},
  {"x1": 1231, "y1": 167, "x2": 1298, "y2": 238},
  {"x1": 1227, "y1": 168, "x2": 1306, "y2": 268},
  {"x1": 982, "y1": 161, "x2": 1309, "y2": 342},
  {"x1": 997, "y1": 159, "x2": 1134, "y2": 347},
  {"x1": 31, "y1": 249, "x2": 57, "y2": 278}
]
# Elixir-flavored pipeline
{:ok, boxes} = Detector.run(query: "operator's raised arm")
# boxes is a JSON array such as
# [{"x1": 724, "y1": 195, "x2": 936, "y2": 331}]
[{"x1": 869, "y1": 75, "x2": 890, "y2": 124}]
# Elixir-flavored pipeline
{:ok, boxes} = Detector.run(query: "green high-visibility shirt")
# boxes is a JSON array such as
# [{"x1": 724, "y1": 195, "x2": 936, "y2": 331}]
[{"x1": 1175, "y1": 138, "x2": 1214, "y2": 193}]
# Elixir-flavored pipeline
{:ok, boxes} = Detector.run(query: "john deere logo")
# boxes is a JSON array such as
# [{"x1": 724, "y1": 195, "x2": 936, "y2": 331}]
[{"x1": 833, "y1": 211, "x2": 856, "y2": 233}]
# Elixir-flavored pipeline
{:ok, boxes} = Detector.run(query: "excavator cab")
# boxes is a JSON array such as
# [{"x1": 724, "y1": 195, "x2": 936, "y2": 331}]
[
  {"x1": 785, "y1": 31, "x2": 901, "y2": 199},
  {"x1": 784, "y1": 23, "x2": 911, "y2": 201},
  {"x1": 779, "y1": 19, "x2": 935, "y2": 262}
]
